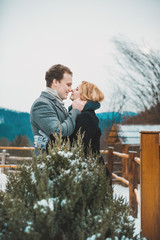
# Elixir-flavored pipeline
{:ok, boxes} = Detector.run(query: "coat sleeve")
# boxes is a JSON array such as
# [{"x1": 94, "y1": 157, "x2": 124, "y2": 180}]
[
  {"x1": 30, "y1": 99, "x2": 80, "y2": 137},
  {"x1": 60, "y1": 109, "x2": 81, "y2": 136}
]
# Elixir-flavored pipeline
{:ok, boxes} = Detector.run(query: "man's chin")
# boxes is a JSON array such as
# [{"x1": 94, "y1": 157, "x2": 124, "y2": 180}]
[
  {"x1": 63, "y1": 94, "x2": 69, "y2": 100},
  {"x1": 70, "y1": 95, "x2": 74, "y2": 101}
]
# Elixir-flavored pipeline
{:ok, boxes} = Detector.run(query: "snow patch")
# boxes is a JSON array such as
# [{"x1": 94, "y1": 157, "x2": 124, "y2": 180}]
[
  {"x1": 0, "y1": 173, "x2": 7, "y2": 191},
  {"x1": 86, "y1": 233, "x2": 101, "y2": 240},
  {"x1": 58, "y1": 150, "x2": 73, "y2": 158},
  {"x1": 34, "y1": 198, "x2": 59, "y2": 212}
]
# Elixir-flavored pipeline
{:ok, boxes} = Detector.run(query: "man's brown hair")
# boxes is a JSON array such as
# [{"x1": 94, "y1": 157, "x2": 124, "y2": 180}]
[{"x1": 45, "y1": 64, "x2": 72, "y2": 87}]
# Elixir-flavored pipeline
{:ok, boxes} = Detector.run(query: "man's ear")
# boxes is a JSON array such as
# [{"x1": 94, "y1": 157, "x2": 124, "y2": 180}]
[{"x1": 52, "y1": 79, "x2": 58, "y2": 88}]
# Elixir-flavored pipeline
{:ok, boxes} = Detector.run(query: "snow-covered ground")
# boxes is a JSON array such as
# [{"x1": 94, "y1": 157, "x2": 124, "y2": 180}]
[
  {"x1": 113, "y1": 184, "x2": 141, "y2": 236},
  {"x1": 0, "y1": 172, "x2": 7, "y2": 192},
  {"x1": 0, "y1": 172, "x2": 141, "y2": 236}
]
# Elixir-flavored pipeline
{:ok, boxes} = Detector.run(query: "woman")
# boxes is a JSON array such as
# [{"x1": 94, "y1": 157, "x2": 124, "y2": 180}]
[
  {"x1": 69, "y1": 81, "x2": 104, "y2": 155},
  {"x1": 69, "y1": 81, "x2": 111, "y2": 182}
]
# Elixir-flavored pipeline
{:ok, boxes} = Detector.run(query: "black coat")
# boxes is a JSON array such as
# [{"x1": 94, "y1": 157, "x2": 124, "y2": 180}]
[
  {"x1": 69, "y1": 101, "x2": 101, "y2": 155},
  {"x1": 69, "y1": 101, "x2": 112, "y2": 184}
]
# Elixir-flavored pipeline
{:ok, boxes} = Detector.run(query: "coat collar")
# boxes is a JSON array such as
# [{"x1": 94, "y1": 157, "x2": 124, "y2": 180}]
[
  {"x1": 40, "y1": 91, "x2": 68, "y2": 116},
  {"x1": 40, "y1": 91, "x2": 57, "y2": 101},
  {"x1": 68, "y1": 101, "x2": 100, "y2": 112},
  {"x1": 83, "y1": 101, "x2": 100, "y2": 111}
]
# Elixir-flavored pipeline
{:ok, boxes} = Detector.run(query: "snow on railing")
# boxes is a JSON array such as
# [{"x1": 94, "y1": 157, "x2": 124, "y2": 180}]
[{"x1": 112, "y1": 172, "x2": 129, "y2": 185}]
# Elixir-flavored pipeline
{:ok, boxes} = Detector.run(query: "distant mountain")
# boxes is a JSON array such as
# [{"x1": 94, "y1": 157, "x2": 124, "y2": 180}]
[
  {"x1": 0, "y1": 108, "x2": 34, "y2": 145},
  {"x1": 96, "y1": 111, "x2": 137, "y2": 133},
  {"x1": 121, "y1": 103, "x2": 160, "y2": 125},
  {"x1": 0, "y1": 108, "x2": 137, "y2": 144}
]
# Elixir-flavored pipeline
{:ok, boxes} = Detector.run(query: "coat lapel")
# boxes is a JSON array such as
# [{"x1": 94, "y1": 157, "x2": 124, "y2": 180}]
[{"x1": 41, "y1": 91, "x2": 68, "y2": 117}]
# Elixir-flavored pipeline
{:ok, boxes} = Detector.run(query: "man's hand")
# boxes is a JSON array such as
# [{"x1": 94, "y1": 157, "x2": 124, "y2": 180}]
[{"x1": 72, "y1": 98, "x2": 87, "y2": 112}]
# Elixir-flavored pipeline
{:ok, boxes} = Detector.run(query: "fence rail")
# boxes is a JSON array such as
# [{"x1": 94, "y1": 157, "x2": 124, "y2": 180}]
[
  {"x1": 112, "y1": 172, "x2": 129, "y2": 185},
  {"x1": 101, "y1": 148, "x2": 139, "y2": 218},
  {"x1": 0, "y1": 146, "x2": 34, "y2": 150},
  {"x1": 0, "y1": 165, "x2": 18, "y2": 169},
  {"x1": 134, "y1": 188, "x2": 140, "y2": 206},
  {"x1": 0, "y1": 147, "x2": 33, "y2": 173}
]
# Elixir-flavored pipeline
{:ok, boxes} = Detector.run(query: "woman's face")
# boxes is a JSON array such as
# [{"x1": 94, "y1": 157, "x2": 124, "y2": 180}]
[{"x1": 70, "y1": 85, "x2": 81, "y2": 101}]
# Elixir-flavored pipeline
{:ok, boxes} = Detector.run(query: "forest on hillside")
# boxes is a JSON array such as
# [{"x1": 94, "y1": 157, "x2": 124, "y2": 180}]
[
  {"x1": 0, "y1": 107, "x2": 137, "y2": 148},
  {"x1": 0, "y1": 108, "x2": 33, "y2": 144}
]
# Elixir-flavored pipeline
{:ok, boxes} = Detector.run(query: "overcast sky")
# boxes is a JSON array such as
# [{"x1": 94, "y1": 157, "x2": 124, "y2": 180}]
[{"x1": 0, "y1": 0, "x2": 160, "y2": 113}]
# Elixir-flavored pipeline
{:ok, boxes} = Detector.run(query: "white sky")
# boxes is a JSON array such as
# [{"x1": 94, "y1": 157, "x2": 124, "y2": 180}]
[{"x1": 0, "y1": 0, "x2": 160, "y2": 113}]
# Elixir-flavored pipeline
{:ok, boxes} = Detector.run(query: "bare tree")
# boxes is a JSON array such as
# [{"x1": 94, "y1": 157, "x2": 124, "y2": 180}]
[
  {"x1": 112, "y1": 36, "x2": 160, "y2": 113},
  {"x1": 99, "y1": 86, "x2": 128, "y2": 151}
]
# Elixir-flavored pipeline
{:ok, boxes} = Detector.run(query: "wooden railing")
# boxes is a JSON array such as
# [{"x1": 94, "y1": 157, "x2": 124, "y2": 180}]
[
  {"x1": 0, "y1": 147, "x2": 34, "y2": 173},
  {"x1": 100, "y1": 148, "x2": 140, "y2": 218},
  {"x1": 101, "y1": 131, "x2": 160, "y2": 240}
]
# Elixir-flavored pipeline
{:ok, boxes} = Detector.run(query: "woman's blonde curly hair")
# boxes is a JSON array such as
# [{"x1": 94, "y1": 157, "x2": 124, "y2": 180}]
[{"x1": 80, "y1": 81, "x2": 104, "y2": 102}]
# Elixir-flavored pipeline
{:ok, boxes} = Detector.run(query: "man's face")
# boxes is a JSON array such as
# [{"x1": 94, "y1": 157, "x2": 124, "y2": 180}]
[
  {"x1": 70, "y1": 85, "x2": 81, "y2": 101},
  {"x1": 52, "y1": 73, "x2": 72, "y2": 100}
]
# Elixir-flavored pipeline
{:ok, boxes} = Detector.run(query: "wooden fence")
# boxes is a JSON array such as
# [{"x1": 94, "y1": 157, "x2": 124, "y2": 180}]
[
  {"x1": 0, "y1": 147, "x2": 34, "y2": 173},
  {"x1": 0, "y1": 132, "x2": 160, "y2": 239},
  {"x1": 140, "y1": 132, "x2": 160, "y2": 240},
  {"x1": 101, "y1": 131, "x2": 160, "y2": 240},
  {"x1": 101, "y1": 148, "x2": 140, "y2": 218}
]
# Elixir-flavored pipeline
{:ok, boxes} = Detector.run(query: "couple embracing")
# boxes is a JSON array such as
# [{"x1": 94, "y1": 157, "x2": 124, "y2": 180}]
[{"x1": 30, "y1": 64, "x2": 111, "y2": 180}]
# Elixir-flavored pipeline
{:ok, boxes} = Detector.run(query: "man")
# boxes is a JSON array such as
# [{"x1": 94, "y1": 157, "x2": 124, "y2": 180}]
[{"x1": 30, "y1": 64, "x2": 85, "y2": 151}]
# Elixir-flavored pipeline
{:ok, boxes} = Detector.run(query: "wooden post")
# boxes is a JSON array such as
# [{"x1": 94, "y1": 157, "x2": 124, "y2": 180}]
[
  {"x1": 108, "y1": 147, "x2": 114, "y2": 175},
  {"x1": 121, "y1": 144, "x2": 129, "y2": 184},
  {"x1": 128, "y1": 151, "x2": 138, "y2": 218},
  {"x1": 141, "y1": 131, "x2": 160, "y2": 240},
  {"x1": 1, "y1": 150, "x2": 6, "y2": 174}
]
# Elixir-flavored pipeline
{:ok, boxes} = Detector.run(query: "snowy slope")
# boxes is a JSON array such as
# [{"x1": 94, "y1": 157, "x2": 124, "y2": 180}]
[{"x1": 113, "y1": 184, "x2": 141, "y2": 236}]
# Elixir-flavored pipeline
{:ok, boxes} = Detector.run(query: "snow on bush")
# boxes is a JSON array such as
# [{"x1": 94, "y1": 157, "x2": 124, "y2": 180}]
[{"x1": 0, "y1": 134, "x2": 143, "y2": 239}]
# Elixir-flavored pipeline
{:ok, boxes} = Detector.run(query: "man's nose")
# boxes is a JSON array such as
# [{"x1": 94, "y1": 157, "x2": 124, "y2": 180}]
[{"x1": 69, "y1": 87, "x2": 73, "y2": 92}]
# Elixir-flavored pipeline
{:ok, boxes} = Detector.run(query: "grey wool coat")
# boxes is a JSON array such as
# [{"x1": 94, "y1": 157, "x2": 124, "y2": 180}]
[{"x1": 30, "y1": 91, "x2": 80, "y2": 149}]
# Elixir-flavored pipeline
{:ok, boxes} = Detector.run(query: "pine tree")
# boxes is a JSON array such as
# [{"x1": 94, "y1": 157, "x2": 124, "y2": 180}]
[
  {"x1": 0, "y1": 137, "x2": 10, "y2": 147},
  {"x1": 0, "y1": 134, "x2": 141, "y2": 240},
  {"x1": 10, "y1": 134, "x2": 31, "y2": 157}
]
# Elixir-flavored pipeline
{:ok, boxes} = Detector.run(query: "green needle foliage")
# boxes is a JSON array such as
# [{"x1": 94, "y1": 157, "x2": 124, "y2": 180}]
[{"x1": 0, "y1": 133, "x2": 139, "y2": 240}]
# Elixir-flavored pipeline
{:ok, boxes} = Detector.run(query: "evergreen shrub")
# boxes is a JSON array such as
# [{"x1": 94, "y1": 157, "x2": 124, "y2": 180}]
[{"x1": 0, "y1": 134, "x2": 139, "y2": 240}]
